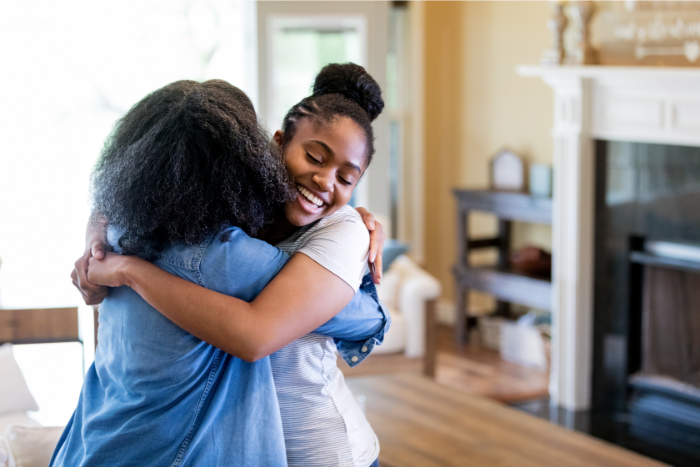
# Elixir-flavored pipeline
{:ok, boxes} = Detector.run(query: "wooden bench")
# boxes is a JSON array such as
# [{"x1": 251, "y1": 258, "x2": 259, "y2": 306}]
[{"x1": 0, "y1": 307, "x2": 80, "y2": 345}]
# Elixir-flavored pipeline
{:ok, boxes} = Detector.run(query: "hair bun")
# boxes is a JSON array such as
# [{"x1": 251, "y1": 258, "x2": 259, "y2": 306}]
[{"x1": 312, "y1": 63, "x2": 384, "y2": 122}]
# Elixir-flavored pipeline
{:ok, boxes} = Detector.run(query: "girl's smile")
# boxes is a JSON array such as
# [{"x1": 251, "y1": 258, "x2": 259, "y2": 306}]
[
  {"x1": 275, "y1": 116, "x2": 367, "y2": 228},
  {"x1": 296, "y1": 183, "x2": 326, "y2": 210}
]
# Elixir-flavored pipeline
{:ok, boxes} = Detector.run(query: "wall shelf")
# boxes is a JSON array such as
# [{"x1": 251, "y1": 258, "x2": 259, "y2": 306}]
[
  {"x1": 454, "y1": 190, "x2": 552, "y2": 224},
  {"x1": 452, "y1": 189, "x2": 553, "y2": 346},
  {"x1": 453, "y1": 265, "x2": 552, "y2": 312}
]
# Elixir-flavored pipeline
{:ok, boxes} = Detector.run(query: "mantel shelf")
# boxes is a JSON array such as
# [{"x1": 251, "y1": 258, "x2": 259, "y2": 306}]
[{"x1": 516, "y1": 64, "x2": 700, "y2": 80}]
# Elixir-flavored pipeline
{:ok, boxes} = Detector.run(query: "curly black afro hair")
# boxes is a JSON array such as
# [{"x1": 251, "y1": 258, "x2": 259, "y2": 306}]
[
  {"x1": 91, "y1": 79, "x2": 296, "y2": 260},
  {"x1": 280, "y1": 63, "x2": 384, "y2": 164}
]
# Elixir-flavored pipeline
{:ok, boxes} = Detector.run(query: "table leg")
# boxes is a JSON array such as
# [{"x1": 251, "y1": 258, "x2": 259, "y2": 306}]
[
  {"x1": 423, "y1": 299, "x2": 437, "y2": 378},
  {"x1": 496, "y1": 300, "x2": 511, "y2": 318},
  {"x1": 454, "y1": 287, "x2": 469, "y2": 347}
]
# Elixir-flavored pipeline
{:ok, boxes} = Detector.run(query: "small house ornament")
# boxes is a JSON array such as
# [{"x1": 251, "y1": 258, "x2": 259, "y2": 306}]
[{"x1": 490, "y1": 149, "x2": 526, "y2": 192}]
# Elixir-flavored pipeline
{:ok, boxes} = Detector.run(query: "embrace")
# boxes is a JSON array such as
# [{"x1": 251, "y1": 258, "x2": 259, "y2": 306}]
[{"x1": 54, "y1": 64, "x2": 389, "y2": 467}]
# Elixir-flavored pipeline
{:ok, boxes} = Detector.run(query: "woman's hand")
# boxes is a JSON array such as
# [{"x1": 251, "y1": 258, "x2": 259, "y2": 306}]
[
  {"x1": 87, "y1": 251, "x2": 138, "y2": 288},
  {"x1": 355, "y1": 207, "x2": 386, "y2": 284},
  {"x1": 71, "y1": 214, "x2": 112, "y2": 305},
  {"x1": 71, "y1": 242, "x2": 112, "y2": 306}
]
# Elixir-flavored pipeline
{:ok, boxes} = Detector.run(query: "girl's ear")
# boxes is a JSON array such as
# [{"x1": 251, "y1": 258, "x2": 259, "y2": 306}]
[{"x1": 273, "y1": 130, "x2": 284, "y2": 147}]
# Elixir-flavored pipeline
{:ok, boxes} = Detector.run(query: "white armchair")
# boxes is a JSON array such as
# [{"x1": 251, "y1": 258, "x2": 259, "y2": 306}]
[{"x1": 371, "y1": 255, "x2": 442, "y2": 375}]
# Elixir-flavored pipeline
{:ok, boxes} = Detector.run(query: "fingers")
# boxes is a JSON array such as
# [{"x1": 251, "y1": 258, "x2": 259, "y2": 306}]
[
  {"x1": 368, "y1": 222, "x2": 382, "y2": 263},
  {"x1": 368, "y1": 220, "x2": 385, "y2": 263},
  {"x1": 356, "y1": 207, "x2": 376, "y2": 231},
  {"x1": 75, "y1": 258, "x2": 90, "y2": 289},
  {"x1": 82, "y1": 245, "x2": 92, "y2": 265},
  {"x1": 91, "y1": 242, "x2": 107, "y2": 260},
  {"x1": 89, "y1": 251, "x2": 115, "y2": 266},
  {"x1": 375, "y1": 243, "x2": 384, "y2": 285},
  {"x1": 73, "y1": 267, "x2": 103, "y2": 305},
  {"x1": 75, "y1": 280, "x2": 106, "y2": 305},
  {"x1": 87, "y1": 289, "x2": 109, "y2": 305},
  {"x1": 368, "y1": 231, "x2": 379, "y2": 264},
  {"x1": 372, "y1": 225, "x2": 386, "y2": 284},
  {"x1": 74, "y1": 256, "x2": 88, "y2": 284},
  {"x1": 369, "y1": 240, "x2": 384, "y2": 285},
  {"x1": 72, "y1": 255, "x2": 108, "y2": 305},
  {"x1": 356, "y1": 207, "x2": 386, "y2": 283}
]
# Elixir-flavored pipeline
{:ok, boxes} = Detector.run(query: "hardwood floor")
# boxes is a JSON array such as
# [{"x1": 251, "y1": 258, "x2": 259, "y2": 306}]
[
  {"x1": 347, "y1": 374, "x2": 667, "y2": 467},
  {"x1": 434, "y1": 325, "x2": 549, "y2": 403},
  {"x1": 343, "y1": 326, "x2": 684, "y2": 466},
  {"x1": 339, "y1": 324, "x2": 549, "y2": 403}
]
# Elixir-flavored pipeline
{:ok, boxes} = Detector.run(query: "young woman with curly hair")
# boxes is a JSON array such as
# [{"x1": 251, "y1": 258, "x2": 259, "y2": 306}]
[{"x1": 65, "y1": 64, "x2": 387, "y2": 467}]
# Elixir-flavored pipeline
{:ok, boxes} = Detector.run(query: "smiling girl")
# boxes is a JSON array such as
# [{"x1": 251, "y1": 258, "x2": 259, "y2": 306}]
[{"x1": 81, "y1": 64, "x2": 387, "y2": 467}]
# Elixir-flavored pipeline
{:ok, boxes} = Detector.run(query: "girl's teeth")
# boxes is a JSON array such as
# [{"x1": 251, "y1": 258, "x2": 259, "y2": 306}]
[{"x1": 297, "y1": 185, "x2": 323, "y2": 207}]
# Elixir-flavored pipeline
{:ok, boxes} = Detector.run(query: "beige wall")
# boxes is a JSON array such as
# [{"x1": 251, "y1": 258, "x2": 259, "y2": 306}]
[{"x1": 423, "y1": 1, "x2": 554, "y2": 307}]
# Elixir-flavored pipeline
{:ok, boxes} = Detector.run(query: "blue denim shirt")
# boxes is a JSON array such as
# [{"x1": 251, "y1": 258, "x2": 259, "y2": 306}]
[{"x1": 50, "y1": 227, "x2": 389, "y2": 467}]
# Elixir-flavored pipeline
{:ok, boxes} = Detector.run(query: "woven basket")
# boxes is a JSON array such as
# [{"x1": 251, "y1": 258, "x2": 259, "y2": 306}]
[{"x1": 477, "y1": 316, "x2": 505, "y2": 350}]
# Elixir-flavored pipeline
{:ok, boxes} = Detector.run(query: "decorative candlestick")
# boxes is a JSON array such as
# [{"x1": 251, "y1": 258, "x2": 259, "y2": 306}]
[
  {"x1": 542, "y1": 1, "x2": 568, "y2": 66},
  {"x1": 571, "y1": 0, "x2": 597, "y2": 65}
]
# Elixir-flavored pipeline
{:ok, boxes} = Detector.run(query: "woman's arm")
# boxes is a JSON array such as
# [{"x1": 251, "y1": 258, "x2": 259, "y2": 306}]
[
  {"x1": 74, "y1": 211, "x2": 384, "y2": 301},
  {"x1": 88, "y1": 251, "x2": 355, "y2": 362}
]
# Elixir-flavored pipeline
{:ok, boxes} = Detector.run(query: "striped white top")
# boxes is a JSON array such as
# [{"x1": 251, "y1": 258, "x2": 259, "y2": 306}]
[{"x1": 271, "y1": 205, "x2": 379, "y2": 467}]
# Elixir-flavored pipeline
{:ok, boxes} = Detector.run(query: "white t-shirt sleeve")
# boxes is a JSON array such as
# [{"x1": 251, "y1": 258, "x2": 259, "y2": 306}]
[{"x1": 294, "y1": 207, "x2": 370, "y2": 292}]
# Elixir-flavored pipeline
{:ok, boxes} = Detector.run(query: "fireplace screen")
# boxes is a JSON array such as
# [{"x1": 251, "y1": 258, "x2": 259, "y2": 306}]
[
  {"x1": 642, "y1": 266, "x2": 700, "y2": 389},
  {"x1": 593, "y1": 140, "x2": 700, "y2": 411},
  {"x1": 595, "y1": 139, "x2": 700, "y2": 452}
]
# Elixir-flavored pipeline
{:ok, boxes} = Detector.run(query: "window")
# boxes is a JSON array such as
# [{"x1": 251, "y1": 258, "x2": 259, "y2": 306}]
[
  {"x1": 266, "y1": 16, "x2": 367, "y2": 131},
  {"x1": 0, "y1": 0, "x2": 256, "y2": 308},
  {"x1": 0, "y1": 0, "x2": 256, "y2": 425}
]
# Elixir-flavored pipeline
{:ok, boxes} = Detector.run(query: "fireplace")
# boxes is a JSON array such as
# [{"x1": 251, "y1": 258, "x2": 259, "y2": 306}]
[
  {"x1": 514, "y1": 66, "x2": 700, "y2": 464},
  {"x1": 517, "y1": 66, "x2": 700, "y2": 413},
  {"x1": 593, "y1": 140, "x2": 700, "y2": 454}
]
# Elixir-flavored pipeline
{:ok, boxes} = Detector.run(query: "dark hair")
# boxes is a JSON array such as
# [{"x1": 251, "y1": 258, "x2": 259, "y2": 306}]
[
  {"x1": 91, "y1": 79, "x2": 295, "y2": 260},
  {"x1": 280, "y1": 63, "x2": 384, "y2": 164}
]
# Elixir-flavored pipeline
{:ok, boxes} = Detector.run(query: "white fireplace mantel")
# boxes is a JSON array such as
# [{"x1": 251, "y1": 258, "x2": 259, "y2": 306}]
[{"x1": 517, "y1": 65, "x2": 700, "y2": 411}]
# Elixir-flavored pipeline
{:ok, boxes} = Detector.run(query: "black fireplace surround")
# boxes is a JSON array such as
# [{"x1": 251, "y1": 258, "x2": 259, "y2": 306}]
[{"x1": 593, "y1": 140, "x2": 700, "y2": 461}]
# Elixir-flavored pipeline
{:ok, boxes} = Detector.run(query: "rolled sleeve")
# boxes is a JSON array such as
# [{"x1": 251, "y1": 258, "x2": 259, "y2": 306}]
[{"x1": 314, "y1": 273, "x2": 391, "y2": 368}]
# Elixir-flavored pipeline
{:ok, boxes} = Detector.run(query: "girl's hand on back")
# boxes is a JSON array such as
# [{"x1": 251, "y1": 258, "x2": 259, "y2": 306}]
[
  {"x1": 71, "y1": 241, "x2": 112, "y2": 305},
  {"x1": 87, "y1": 251, "x2": 139, "y2": 288},
  {"x1": 71, "y1": 214, "x2": 112, "y2": 305},
  {"x1": 355, "y1": 207, "x2": 385, "y2": 284}
]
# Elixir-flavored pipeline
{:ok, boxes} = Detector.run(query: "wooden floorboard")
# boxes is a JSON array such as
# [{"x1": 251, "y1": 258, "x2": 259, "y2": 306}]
[
  {"x1": 347, "y1": 374, "x2": 668, "y2": 467},
  {"x1": 340, "y1": 324, "x2": 549, "y2": 403}
]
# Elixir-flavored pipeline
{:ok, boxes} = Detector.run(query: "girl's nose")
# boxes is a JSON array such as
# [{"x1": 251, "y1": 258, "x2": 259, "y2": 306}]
[{"x1": 312, "y1": 172, "x2": 333, "y2": 192}]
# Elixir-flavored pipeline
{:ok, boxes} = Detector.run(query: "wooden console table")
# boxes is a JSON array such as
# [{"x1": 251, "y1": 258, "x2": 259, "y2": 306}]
[
  {"x1": 347, "y1": 374, "x2": 667, "y2": 467},
  {"x1": 452, "y1": 190, "x2": 552, "y2": 345}
]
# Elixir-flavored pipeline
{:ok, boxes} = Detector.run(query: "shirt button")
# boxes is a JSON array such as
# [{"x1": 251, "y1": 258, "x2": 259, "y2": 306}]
[
  {"x1": 361, "y1": 346, "x2": 368, "y2": 353},
  {"x1": 351, "y1": 356, "x2": 359, "y2": 363}
]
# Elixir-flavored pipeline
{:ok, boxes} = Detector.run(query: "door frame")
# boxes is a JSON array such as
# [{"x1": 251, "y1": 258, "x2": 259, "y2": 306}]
[{"x1": 257, "y1": 0, "x2": 390, "y2": 218}]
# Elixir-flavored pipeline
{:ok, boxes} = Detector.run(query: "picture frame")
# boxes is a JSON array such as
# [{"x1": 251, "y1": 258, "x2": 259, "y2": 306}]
[{"x1": 592, "y1": 7, "x2": 700, "y2": 66}]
